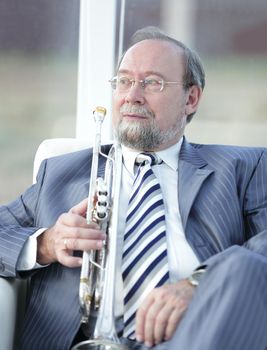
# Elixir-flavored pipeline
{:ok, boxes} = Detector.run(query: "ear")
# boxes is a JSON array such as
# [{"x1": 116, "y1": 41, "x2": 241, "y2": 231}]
[{"x1": 185, "y1": 85, "x2": 202, "y2": 116}]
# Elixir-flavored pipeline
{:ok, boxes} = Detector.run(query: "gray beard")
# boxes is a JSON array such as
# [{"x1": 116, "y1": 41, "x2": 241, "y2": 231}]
[{"x1": 114, "y1": 119, "x2": 180, "y2": 151}]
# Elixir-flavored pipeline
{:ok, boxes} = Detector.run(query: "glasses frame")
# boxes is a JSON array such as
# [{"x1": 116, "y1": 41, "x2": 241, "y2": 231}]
[{"x1": 109, "y1": 76, "x2": 183, "y2": 93}]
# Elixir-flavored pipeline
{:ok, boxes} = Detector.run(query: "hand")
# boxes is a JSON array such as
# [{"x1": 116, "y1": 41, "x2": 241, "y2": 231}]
[
  {"x1": 135, "y1": 280, "x2": 196, "y2": 347},
  {"x1": 36, "y1": 198, "x2": 106, "y2": 267}
]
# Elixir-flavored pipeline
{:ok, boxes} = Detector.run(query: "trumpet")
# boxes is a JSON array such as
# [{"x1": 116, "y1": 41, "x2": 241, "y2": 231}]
[{"x1": 71, "y1": 107, "x2": 128, "y2": 350}]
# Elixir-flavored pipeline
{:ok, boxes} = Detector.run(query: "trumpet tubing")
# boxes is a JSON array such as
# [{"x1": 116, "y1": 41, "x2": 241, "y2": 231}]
[{"x1": 72, "y1": 107, "x2": 127, "y2": 350}]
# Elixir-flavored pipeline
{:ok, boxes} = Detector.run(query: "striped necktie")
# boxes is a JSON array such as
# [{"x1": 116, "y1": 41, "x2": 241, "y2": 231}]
[{"x1": 122, "y1": 153, "x2": 169, "y2": 339}]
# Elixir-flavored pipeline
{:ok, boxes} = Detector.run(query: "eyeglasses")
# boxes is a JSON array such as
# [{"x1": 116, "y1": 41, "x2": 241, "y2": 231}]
[{"x1": 109, "y1": 76, "x2": 183, "y2": 93}]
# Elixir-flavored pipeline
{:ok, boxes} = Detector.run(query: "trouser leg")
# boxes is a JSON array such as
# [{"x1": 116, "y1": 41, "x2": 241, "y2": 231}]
[{"x1": 166, "y1": 246, "x2": 267, "y2": 350}]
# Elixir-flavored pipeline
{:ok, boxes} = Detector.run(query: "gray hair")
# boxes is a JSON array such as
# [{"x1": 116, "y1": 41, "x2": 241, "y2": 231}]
[
  {"x1": 119, "y1": 26, "x2": 206, "y2": 121},
  {"x1": 130, "y1": 26, "x2": 205, "y2": 90}
]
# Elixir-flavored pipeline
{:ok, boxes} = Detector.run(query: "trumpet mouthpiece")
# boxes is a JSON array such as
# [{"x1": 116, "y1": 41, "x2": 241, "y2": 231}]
[
  {"x1": 93, "y1": 106, "x2": 107, "y2": 123},
  {"x1": 95, "y1": 106, "x2": 107, "y2": 116}
]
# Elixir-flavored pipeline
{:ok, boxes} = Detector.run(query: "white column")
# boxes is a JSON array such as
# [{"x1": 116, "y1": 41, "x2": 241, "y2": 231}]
[
  {"x1": 76, "y1": 0, "x2": 118, "y2": 144},
  {"x1": 160, "y1": 0, "x2": 195, "y2": 46}
]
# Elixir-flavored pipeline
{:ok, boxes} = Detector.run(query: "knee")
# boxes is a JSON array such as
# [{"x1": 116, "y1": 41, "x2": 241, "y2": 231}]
[
  {"x1": 226, "y1": 246, "x2": 267, "y2": 276},
  {"x1": 205, "y1": 245, "x2": 267, "y2": 291}
]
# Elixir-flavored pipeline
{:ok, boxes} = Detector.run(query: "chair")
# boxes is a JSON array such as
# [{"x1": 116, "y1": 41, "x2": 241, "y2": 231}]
[
  {"x1": 33, "y1": 137, "x2": 90, "y2": 182},
  {"x1": 0, "y1": 278, "x2": 28, "y2": 350},
  {"x1": 0, "y1": 138, "x2": 89, "y2": 350}
]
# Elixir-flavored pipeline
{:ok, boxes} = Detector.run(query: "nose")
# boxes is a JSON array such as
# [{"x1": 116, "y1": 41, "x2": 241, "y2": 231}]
[{"x1": 124, "y1": 82, "x2": 145, "y2": 105}]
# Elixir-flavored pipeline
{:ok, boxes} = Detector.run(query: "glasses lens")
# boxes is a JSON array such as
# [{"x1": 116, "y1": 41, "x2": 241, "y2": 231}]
[
  {"x1": 144, "y1": 79, "x2": 163, "y2": 92},
  {"x1": 117, "y1": 77, "x2": 132, "y2": 91},
  {"x1": 110, "y1": 77, "x2": 165, "y2": 92},
  {"x1": 110, "y1": 78, "x2": 117, "y2": 90}
]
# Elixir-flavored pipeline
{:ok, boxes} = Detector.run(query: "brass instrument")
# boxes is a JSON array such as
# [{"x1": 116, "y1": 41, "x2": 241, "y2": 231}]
[{"x1": 71, "y1": 107, "x2": 128, "y2": 350}]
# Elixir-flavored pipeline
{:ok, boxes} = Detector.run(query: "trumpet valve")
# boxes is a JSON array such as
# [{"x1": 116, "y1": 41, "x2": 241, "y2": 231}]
[{"x1": 95, "y1": 179, "x2": 109, "y2": 220}]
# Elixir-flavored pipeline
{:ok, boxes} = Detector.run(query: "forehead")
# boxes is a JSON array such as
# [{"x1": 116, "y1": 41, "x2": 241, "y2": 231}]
[{"x1": 118, "y1": 39, "x2": 185, "y2": 78}]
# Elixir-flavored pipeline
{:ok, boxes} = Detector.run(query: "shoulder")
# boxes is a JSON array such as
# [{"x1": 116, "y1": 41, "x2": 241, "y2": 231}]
[
  {"x1": 191, "y1": 142, "x2": 266, "y2": 163},
  {"x1": 45, "y1": 143, "x2": 112, "y2": 165},
  {"x1": 37, "y1": 144, "x2": 112, "y2": 180},
  {"x1": 181, "y1": 140, "x2": 266, "y2": 179}
]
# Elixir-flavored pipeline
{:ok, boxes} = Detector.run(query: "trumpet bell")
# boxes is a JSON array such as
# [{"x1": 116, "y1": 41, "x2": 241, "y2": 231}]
[{"x1": 71, "y1": 339, "x2": 128, "y2": 350}]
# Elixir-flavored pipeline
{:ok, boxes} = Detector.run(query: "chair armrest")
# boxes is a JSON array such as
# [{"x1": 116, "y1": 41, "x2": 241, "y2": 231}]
[{"x1": 0, "y1": 278, "x2": 28, "y2": 350}]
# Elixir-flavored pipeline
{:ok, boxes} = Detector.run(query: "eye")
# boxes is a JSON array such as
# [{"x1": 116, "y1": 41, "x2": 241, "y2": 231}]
[
  {"x1": 118, "y1": 77, "x2": 132, "y2": 86},
  {"x1": 145, "y1": 78, "x2": 161, "y2": 87},
  {"x1": 144, "y1": 78, "x2": 163, "y2": 91}
]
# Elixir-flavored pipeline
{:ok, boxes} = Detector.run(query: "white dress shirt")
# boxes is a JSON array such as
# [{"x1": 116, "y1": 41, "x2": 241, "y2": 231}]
[{"x1": 114, "y1": 140, "x2": 199, "y2": 316}]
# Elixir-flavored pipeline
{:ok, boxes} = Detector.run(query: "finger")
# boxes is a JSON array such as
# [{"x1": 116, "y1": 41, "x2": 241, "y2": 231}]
[
  {"x1": 57, "y1": 250, "x2": 83, "y2": 268},
  {"x1": 143, "y1": 300, "x2": 165, "y2": 347},
  {"x1": 60, "y1": 212, "x2": 100, "y2": 230},
  {"x1": 135, "y1": 295, "x2": 154, "y2": 342},
  {"x1": 58, "y1": 225, "x2": 106, "y2": 241},
  {"x1": 164, "y1": 307, "x2": 184, "y2": 341},
  {"x1": 69, "y1": 198, "x2": 88, "y2": 216},
  {"x1": 62, "y1": 236, "x2": 104, "y2": 252},
  {"x1": 153, "y1": 303, "x2": 177, "y2": 344}
]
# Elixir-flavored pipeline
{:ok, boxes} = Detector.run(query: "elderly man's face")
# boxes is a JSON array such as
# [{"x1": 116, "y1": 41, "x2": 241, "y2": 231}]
[{"x1": 112, "y1": 39, "x2": 199, "y2": 151}]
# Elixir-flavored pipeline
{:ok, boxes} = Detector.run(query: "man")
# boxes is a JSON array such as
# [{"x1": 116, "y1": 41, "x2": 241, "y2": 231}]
[{"x1": 0, "y1": 26, "x2": 267, "y2": 350}]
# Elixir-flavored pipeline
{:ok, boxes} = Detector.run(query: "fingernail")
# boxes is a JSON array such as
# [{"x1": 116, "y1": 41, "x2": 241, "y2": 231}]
[{"x1": 145, "y1": 341, "x2": 152, "y2": 348}]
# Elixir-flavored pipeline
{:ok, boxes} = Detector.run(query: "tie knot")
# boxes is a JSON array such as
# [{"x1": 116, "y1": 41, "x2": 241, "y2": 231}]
[{"x1": 135, "y1": 153, "x2": 163, "y2": 166}]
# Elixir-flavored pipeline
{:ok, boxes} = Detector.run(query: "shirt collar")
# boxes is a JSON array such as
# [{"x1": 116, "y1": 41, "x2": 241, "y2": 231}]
[{"x1": 122, "y1": 137, "x2": 183, "y2": 176}]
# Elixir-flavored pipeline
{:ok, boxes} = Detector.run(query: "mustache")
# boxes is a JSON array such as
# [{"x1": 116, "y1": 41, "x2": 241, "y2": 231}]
[{"x1": 120, "y1": 104, "x2": 154, "y2": 118}]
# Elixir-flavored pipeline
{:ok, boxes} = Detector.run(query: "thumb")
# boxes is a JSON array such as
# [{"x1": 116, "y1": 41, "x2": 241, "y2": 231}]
[{"x1": 69, "y1": 198, "x2": 88, "y2": 216}]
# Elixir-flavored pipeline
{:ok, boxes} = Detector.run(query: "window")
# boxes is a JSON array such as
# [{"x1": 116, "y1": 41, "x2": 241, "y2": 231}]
[
  {"x1": 0, "y1": 0, "x2": 79, "y2": 203},
  {"x1": 120, "y1": 0, "x2": 267, "y2": 146}
]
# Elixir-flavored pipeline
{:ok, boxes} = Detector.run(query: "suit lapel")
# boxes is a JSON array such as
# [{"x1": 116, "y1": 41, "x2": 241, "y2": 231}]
[{"x1": 178, "y1": 139, "x2": 214, "y2": 229}]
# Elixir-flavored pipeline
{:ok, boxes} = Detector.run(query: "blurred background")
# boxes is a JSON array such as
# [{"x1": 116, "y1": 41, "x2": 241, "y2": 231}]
[{"x1": 1, "y1": 0, "x2": 267, "y2": 203}]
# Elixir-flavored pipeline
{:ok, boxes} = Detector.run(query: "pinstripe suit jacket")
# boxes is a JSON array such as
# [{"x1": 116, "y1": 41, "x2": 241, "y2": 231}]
[{"x1": 0, "y1": 139, "x2": 267, "y2": 349}]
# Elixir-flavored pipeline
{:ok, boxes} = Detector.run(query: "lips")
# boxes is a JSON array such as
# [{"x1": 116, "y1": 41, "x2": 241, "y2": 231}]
[
  {"x1": 122, "y1": 113, "x2": 147, "y2": 119},
  {"x1": 120, "y1": 104, "x2": 155, "y2": 120}
]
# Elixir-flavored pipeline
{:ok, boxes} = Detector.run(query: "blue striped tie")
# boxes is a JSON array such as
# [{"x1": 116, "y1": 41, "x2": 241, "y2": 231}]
[{"x1": 122, "y1": 153, "x2": 169, "y2": 339}]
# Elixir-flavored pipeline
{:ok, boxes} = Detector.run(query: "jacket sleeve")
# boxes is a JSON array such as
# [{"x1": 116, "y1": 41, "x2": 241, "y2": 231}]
[
  {"x1": 243, "y1": 149, "x2": 267, "y2": 239},
  {"x1": 203, "y1": 149, "x2": 267, "y2": 269},
  {"x1": 0, "y1": 160, "x2": 47, "y2": 277},
  {"x1": 241, "y1": 148, "x2": 267, "y2": 256}
]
